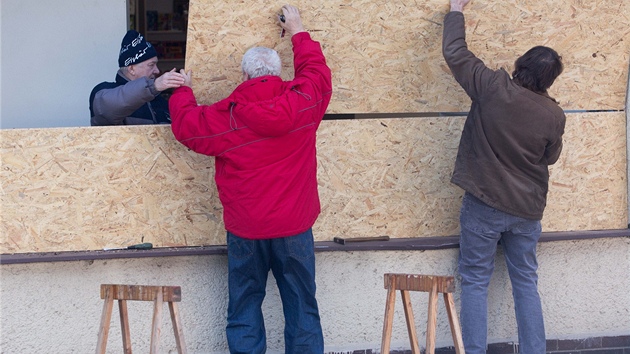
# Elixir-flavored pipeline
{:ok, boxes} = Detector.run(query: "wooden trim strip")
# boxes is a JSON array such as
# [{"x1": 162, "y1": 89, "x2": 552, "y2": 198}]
[{"x1": 1, "y1": 229, "x2": 628, "y2": 265}]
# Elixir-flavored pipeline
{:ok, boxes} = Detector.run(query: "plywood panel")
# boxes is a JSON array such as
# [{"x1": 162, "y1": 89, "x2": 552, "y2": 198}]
[
  {"x1": 185, "y1": 0, "x2": 630, "y2": 113},
  {"x1": 545, "y1": 112, "x2": 628, "y2": 231},
  {"x1": 1, "y1": 112, "x2": 625, "y2": 253},
  {"x1": 0, "y1": 126, "x2": 223, "y2": 253},
  {"x1": 315, "y1": 112, "x2": 628, "y2": 239}
]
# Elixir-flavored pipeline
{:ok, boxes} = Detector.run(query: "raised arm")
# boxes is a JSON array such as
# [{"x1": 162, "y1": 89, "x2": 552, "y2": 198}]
[
  {"x1": 442, "y1": 1, "x2": 497, "y2": 100},
  {"x1": 281, "y1": 5, "x2": 332, "y2": 117}
]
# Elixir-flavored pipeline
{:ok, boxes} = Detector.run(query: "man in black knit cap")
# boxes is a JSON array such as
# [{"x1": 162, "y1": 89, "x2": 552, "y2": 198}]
[{"x1": 90, "y1": 30, "x2": 185, "y2": 126}]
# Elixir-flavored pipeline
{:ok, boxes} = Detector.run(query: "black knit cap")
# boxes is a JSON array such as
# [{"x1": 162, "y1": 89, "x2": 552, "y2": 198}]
[{"x1": 118, "y1": 30, "x2": 157, "y2": 67}]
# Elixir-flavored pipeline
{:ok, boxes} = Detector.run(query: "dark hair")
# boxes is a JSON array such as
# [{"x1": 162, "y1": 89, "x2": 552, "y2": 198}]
[{"x1": 512, "y1": 46, "x2": 563, "y2": 93}]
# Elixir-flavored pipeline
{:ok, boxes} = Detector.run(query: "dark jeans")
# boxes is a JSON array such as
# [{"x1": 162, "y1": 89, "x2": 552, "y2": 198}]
[
  {"x1": 226, "y1": 229, "x2": 324, "y2": 354},
  {"x1": 459, "y1": 192, "x2": 546, "y2": 354}
]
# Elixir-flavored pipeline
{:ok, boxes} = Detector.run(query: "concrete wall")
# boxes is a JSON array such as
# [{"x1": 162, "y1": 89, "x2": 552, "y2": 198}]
[{"x1": 2, "y1": 237, "x2": 629, "y2": 353}]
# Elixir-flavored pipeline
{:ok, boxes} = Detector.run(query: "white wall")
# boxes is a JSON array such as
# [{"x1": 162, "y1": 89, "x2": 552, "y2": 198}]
[
  {"x1": 1, "y1": 238, "x2": 629, "y2": 353},
  {"x1": 0, "y1": 0, "x2": 126, "y2": 129}
]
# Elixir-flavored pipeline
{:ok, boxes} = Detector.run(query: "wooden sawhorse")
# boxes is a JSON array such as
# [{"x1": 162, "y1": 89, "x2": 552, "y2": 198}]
[
  {"x1": 96, "y1": 284, "x2": 187, "y2": 354},
  {"x1": 381, "y1": 274, "x2": 465, "y2": 354}
]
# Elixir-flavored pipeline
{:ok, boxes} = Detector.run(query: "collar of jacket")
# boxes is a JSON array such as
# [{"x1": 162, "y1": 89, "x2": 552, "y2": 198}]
[
  {"x1": 217, "y1": 75, "x2": 296, "y2": 137},
  {"x1": 115, "y1": 70, "x2": 131, "y2": 85},
  {"x1": 215, "y1": 75, "x2": 284, "y2": 110},
  {"x1": 235, "y1": 75, "x2": 283, "y2": 92}
]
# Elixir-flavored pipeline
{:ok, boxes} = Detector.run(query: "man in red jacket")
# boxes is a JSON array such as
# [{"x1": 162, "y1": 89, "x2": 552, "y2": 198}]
[{"x1": 169, "y1": 5, "x2": 332, "y2": 353}]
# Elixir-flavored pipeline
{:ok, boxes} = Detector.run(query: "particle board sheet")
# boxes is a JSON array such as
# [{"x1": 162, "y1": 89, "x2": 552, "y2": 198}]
[
  {"x1": 545, "y1": 111, "x2": 628, "y2": 231},
  {"x1": 315, "y1": 111, "x2": 628, "y2": 239},
  {"x1": 0, "y1": 112, "x2": 626, "y2": 253},
  {"x1": 315, "y1": 116, "x2": 464, "y2": 239},
  {"x1": 185, "y1": 0, "x2": 630, "y2": 113},
  {"x1": 0, "y1": 126, "x2": 223, "y2": 253}
]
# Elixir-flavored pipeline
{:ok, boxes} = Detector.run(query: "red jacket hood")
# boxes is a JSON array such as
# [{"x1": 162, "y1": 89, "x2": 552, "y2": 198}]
[{"x1": 219, "y1": 76, "x2": 295, "y2": 137}]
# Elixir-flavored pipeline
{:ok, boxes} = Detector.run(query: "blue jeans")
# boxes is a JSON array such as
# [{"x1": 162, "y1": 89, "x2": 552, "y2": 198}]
[
  {"x1": 226, "y1": 229, "x2": 324, "y2": 354},
  {"x1": 458, "y1": 193, "x2": 545, "y2": 354}
]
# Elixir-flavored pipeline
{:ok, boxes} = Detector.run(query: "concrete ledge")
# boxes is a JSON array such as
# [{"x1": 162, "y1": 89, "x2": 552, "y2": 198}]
[{"x1": 1, "y1": 229, "x2": 628, "y2": 265}]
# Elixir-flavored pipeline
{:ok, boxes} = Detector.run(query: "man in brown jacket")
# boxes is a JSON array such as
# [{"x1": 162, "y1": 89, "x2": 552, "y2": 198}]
[{"x1": 442, "y1": 0, "x2": 565, "y2": 353}]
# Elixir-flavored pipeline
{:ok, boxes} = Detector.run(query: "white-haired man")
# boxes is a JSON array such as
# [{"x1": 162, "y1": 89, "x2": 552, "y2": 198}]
[{"x1": 169, "y1": 5, "x2": 332, "y2": 353}]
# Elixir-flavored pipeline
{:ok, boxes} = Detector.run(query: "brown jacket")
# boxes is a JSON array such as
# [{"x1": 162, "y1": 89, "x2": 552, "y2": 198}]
[{"x1": 442, "y1": 11, "x2": 565, "y2": 220}]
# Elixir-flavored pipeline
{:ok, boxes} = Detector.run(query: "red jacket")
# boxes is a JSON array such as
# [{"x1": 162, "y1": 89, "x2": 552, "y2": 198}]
[{"x1": 169, "y1": 32, "x2": 332, "y2": 239}]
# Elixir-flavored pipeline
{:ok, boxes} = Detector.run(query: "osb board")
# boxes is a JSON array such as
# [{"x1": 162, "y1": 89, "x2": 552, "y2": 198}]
[
  {"x1": 185, "y1": 0, "x2": 630, "y2": 113},
  {"x1": 0, "y1": 127, "x2": 224, "y2": 253},
  {"x1": 317, "y1": 112, "x2": 628, "y2": 239},
  {"x1": 544, "y1": 112, "x2": 627, "y2": 231},
  {"x1": 0, "y1": 112, "x2": 626, "y2": 254}
]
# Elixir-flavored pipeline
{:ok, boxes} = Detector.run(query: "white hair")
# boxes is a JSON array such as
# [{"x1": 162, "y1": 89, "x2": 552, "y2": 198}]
[{"x1": 241, "y1": 47, "x2": 282, "y2": 79}]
